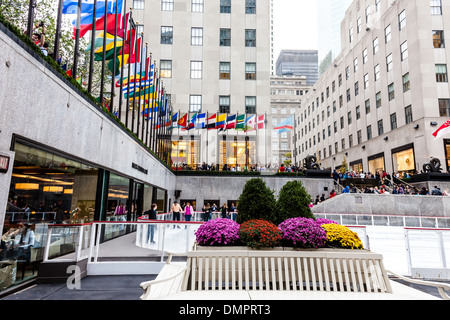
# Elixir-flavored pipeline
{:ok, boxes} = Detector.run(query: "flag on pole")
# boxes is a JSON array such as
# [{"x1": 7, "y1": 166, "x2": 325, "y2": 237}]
[
  {"x1": 235, "y1": 114, "x2": 246, "y2": 130},
  {"x1": 216, "y1": 114, "x2": 227, "y2": 129},
  {"x1": 274, "y1": 116, "x2": 294, "y2": 133},
  {"x1": 178, "y1": 113, "x2": 188, "y2": 128},
  {"x1": 433, "y1": 119, "x2": 450, "y2": 139},
  {"x1": 246, "y1": 115, "x2": 256, "y2": 131},
  {"x1": 63, "y1": 0, "x2": 123, "y2": 15},
  {"x1": 257, "y1": 114, "x2": 265, "y2": 129},
  {"x1": 196, "y1": 113, "x2": 206, "y2": 128},
  {"x1": 207, "y1": 113, "x2": 217, "y2": 130},
  {"x1": 225, "y1": 114, "x2": 237, "y2": 130}
]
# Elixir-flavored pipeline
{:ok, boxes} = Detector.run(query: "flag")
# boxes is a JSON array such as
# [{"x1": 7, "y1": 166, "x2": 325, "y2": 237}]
[
  {"x1": 235, "y1": 114, "x2": 246, "y2": 130},
  {"x1": 216, "y1": 114, "x2": 227, "y2": 129},
  {"x1": 274, "y1": 116, "x2": 294, "y2": 133},
  {"x1": 207, "y1": 113, "x2": 217, "y2": 130},
  {"x1": 74, "y1": 13, "x2": 122, "y2": 39},
  {"x1": 172, "y1": 112, "x2": 178, "y2": 122},
  {"x1": 196, "y1": 113, "x2": 206, "y2": 128},
  {"x1": 87, "y1": 32, "x2": 123, "y2": 61},
  {"x1": 246, "y1": 115, "x2": 256, "y2": 131},
  {"x1": 433, "y1": 119, "x2": 450, "y2": 139},
  {"x1": 257, "y1": 114, "x2": 265, "y2": 129},
  {"x1": 63, "y1": 0, "x2": 123, "y2": 15},
  {"x1": 178, "y1": 113, "x2": 188, "y2": 128},
  {"x1": 185, "y1": 113, "x2": 198, "y2": 130},
  {"x1": 225, "y1": 114, "x2": 237, "y2": 130}
]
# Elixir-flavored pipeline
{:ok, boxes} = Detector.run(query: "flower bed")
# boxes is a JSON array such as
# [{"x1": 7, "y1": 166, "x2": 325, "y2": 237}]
[{"x1": 194, "y1": 216, "x2": 363, "y2": 250}]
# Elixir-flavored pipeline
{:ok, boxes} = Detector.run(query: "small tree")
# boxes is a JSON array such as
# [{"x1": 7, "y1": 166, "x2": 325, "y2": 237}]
[
  {"x1": 236, "y1": 178, "x2": 277, "y2": 224},
  {"x1": 276, "y1": 180, "x2": 314, "y2": 224}
]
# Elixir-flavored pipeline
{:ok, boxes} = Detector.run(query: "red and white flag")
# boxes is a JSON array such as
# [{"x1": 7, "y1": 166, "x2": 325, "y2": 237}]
[
  {"x1": 433, "y1": 120, "x2": 450, "y2": 139},
  {"x1": 257, "y1": 114, "x2": 265, "y2": 129}
]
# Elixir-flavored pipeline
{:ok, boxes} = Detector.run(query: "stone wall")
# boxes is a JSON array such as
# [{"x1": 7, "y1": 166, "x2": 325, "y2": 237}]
[{"x1": 312, "y1": 193, "x2": 450, "y2": 217}]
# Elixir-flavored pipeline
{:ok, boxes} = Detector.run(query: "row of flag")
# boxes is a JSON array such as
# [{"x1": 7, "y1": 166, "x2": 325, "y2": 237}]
[{"x1": 172, "y1": 113, "x2": 266, "y2": 132}]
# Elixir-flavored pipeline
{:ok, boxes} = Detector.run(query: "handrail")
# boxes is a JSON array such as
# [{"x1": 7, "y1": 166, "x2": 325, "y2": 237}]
[{"x1": 387, "y1": 270, "x2": 450, "y2": 300}]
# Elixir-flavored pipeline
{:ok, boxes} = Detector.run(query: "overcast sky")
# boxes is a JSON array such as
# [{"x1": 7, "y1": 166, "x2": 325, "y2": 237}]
[{"x1": 272, "y1": 0, "x2": 318, "y2": 59}]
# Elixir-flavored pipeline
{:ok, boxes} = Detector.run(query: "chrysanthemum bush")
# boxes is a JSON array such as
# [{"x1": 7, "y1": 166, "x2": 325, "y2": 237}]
[
  {"x1": 194, "y1": 218, "x2": 240, "y2": 246},
  {"x1": 278, "y1": 217, "x2": 327, "y2": 249},
  {"x1": 238, "y1": 219, "x2": 282, "y2": 249},
  {"x1": 321, "y1": 223, "x2": 364, "y2": 250}
]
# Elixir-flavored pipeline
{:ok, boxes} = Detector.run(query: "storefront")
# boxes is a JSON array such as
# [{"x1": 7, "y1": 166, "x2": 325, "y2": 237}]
[
  {"x1": 391, "y1": 143, "x2": 416, "y2": 174},
  {"x1": 368, "y1": 152, "x2": 385, "y2": 174},
  {"x1": 350, "y1": 159, "x2": 363, "y2": 173}
]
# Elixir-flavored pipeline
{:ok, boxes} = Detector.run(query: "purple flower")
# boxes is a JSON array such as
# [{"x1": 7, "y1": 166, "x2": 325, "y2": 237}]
[
  {"x1": 315, "y1": 218, "x2": 338, "y2": 226},
  {"x1": 195, "y1": 218, "x2": 240, "y2": 246},
  {"x1": 278, "y1": 217, "x2": 327, "y2": 249}
]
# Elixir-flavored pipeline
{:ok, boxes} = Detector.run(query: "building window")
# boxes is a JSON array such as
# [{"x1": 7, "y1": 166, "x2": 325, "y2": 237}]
[
  {"x1": 390, "y1": 113, "x2": 397, "y2": 130},
  {"x1": 342, "y1": 138, "x2": 346, "y2": 150},
  {"x1": 245, "y1": 96, "x2": 256, "y2": 114},
  {"x1": 377, "y1": 91, "x2": 382, "y2": 107},
  {"x1": 346, "y1": 66, "x2": 350, "y2": 80},
  {"x1": 349, "y1": 27, "x2": 354, "y2": 43},
  {"x1": 365, "y1": 5, "x2": 371, "y2": 23},
  {"x1": 133, "y1": 0, "x2": 145, "y2": 9},
  {"x1": 220, "y1": 0, "x2": 231, "y2": 13},
  {"x1": 219, "y1": 96, "x2": 230, "y2": 113},
  {"x1": 190, "y1": 61, "x2": 202, "y2": 79},
  {"x1": 340, "y1": 116, "x2": 344, "y2": 129},
  {"x1": 373, "y1": 37, "x2": 379, "y2": 54},
  {"x1": 439, "y1": 99, "x2": 450, "y2": 117},
  {"x1": 219, "y1": 62, "x2": 231, "y2": 79},
  {"x1": 354, "y1": 58, "x2": 359, "y2": 72},
  {"x1": 357, "y1": 130, "x2": 362, "y2": 144},
  {"x1": 220, "y1": 28, "x2": 231, "y2": 46},
  {"x1": 433, "y1": 30, "x2": 445, "y2": 48},
  {"x1": 367, "y1": 125, "x2": 372, "y2": 140},
  {"x1": 245, "y1": 0, "x2": 256, "y2": 14},
  {"x1": 378, "y1": 120, "x2": 384, "y2": 135},
  {"x1": 190, "y1": 95, "x2": 202, "y2": 112},
  {"x1": 349, "y1": 135, "x2": 353, "y2": 148},
  {"x1": 357, "y1": 17, "x2": 362, "y2": 33},
  {"x1": 363, "y1": 48, "x2": 368, "y2": 64},
  {"x1": 374, "y1": 64, "x2": 380, "y2": 81},
  {"x1": 245, "y1": 63, "x2": 256, "y2": 80},
  {"x1": 191, "y1": 0, "x2": 204, "y2": 13},
  {"x1": 346, "y1": 89, "x2": 351, "y2": 102},
  {"x1": 356, "y1": 105, "x2": 361, "y2": 120},
  {"x1": 161, "y1": 0, "x2": 173, "y2": 11},
  {"x1": 364, "y1": 73, "x2": 369, "y2": 89},
  {"x1": 398, "y1": 10, "x2": 406, "y2": 30},
  {"x1": 334, "y1": 121, "x2": 337, "y2": 133},
  {"x1": 348, "y1": 111, "x2": 352, "y2": 125},
  {"x1": 365, "y1": 99, "x2": 371, "y2": 114},
  {"x1": 385, "y1": 25, "x2": 391, "y2": 43},
  {"x1": 400, "y1": 41, "x2": 408, "y2": 61},
  {"x1": 436, "y1": 64, "x2": 448, "y2": 82},
  {"x1": 355, "y1": 81, "x2": 359, "y2": 96},
  {"x1": 161, "y1": 26, "x2": 173, "y2": 44},
  {"x1": 388, "y1": 83, "x2": 395, "y2": 101},
  {"x1": 430, "y1": 0, "x2": 442, "y2": 15},
  {"x1": 245, "y1": 29, "x2": 256, "y2": 47},
  {"x1": 403, "y1": 73, "x2": 410, "y2": 92},
  {"x1": 191, "y1": 27, "x2": 203, "y2": 46},
  {"x1": 405, "y1": 105, "x2": 413, "y2": 124},
  {"x1": 386, "y1": 53, "x2": 393, "y2": 71},
  {"x1": 160, "y1": 60, "x2": 172, "y2": 78}
]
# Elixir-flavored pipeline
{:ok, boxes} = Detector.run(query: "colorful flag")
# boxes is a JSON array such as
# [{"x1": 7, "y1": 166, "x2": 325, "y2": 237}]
[
  {"x1": 274, "y1": 116, "x2": 294, "y2": 133},
  {"x1": 63, "y1": 0, "x2": 123, "y2": 15},
  {"x1": 74, "y1": 13, "x2": 122, "y2": 39},
  {"x1": 178, "y1": 113, "x2": 188, "y2": 128},
  {"x1": 235, "y1": 114, "x2": 246, "y2": 130},
  {"x1": 207, "y1": 113, "x2": 217, "y2": 130},
  {"x1": 257, "y1": 114, "x2": 265, "y2": 129},
  {"x1": 246, "y1": 115, "x2": 256, "y2": 131},
  {"x1": 196, "y1": 113, "x2": 206, "y2": 128},
  {"x1": 172, "y1": 112, "x2": 178, "y2": 122},
  {"x1": 433, "y1": 119, "x2": 450, "y2": 139},
  {"x1": 216, "y1": 114, "x2": 227, "y2": 129}
]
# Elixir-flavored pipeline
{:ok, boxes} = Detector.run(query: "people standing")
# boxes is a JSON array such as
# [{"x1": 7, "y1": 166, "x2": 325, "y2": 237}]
[
  {"x1": 184, "y1": 202, "x2": 193, "y2": 222},
  {"x1": 220, "y1": 203, "x2": 228, "y2": 218},
  {"x1": 171, "y1": 201, "x2": 182, "y2": 228},
  {"x1": 144, "y1": 204, "x2": 157, "y2": 244}
]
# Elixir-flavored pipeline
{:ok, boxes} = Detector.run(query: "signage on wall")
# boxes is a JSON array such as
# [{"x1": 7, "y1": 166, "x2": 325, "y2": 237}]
[
  {"x1": 0, "y1": 155, "x2": 10, "y2": 173},
  {"x1": 132, "y1": 162, "x2": 148, "y2": 175}
]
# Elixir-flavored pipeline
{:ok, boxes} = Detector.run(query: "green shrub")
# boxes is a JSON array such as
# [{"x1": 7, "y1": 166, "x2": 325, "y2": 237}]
[
  {"x1": 276, "y1": 180, "x2": 314, "y2": 223},
  {"x1": 236, "y1": 178, "x2": 277, "y2": 224}
]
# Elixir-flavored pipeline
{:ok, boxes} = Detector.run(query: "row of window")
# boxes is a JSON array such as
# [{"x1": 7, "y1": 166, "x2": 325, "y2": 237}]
[
  {"x1": 161, "y1": 26, "x2": 257, "y2": 47},
  {"x1": 133, "y1": 0, "x2": 257, "y2": 14},
  {"x1": 186, "y1": 95, "x2": 257, "y2": 114},
  {"x1": 159, "y1": 60, "x2": 258, "y2": 81},
  {"x1": 296, "y1": 105, "x2": 414, "y2": 158}
]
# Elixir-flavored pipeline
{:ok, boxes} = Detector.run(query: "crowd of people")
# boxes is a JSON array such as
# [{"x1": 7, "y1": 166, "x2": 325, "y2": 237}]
[{"x1": 173, "y1": 162, "x2": 307, "y2": 173}]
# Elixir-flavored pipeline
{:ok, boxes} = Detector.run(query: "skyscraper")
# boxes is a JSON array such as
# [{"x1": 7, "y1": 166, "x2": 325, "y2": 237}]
[{"x1": 275, "y1": 50, "x2": 319, "y2": 85}]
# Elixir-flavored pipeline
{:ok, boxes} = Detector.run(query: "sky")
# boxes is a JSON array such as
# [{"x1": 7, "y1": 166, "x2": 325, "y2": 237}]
[{"x1": 272, "y1": 0, "x2": 318, "y2": 59}]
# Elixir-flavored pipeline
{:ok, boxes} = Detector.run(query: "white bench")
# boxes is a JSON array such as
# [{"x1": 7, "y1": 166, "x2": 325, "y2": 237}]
[{"x1": 140, "y1": 249, "x2": 450, "y2": 300}]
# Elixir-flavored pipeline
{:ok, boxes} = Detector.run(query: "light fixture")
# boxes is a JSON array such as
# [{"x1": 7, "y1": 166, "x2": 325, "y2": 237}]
[
  {"x1": 15, "y1": 183, "x2": 39, "y2": 190},
  {"x1": 430, "y1": 122, "x2": 438, "y2": 126},
  {"x1": 64, "y1": 189, "x2": 73, "y2": 194},
  {"x1": 43, "y1": 186, "x2": 63, "y2": 193},
  {"x1": 384, "y1": 136, "x2": 389, "y2": 141}
]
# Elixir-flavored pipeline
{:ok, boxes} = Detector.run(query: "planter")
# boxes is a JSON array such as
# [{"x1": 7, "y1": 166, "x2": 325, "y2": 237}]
[{"x1": 195, "y1": 244, "x2": 367, "y2": 253}]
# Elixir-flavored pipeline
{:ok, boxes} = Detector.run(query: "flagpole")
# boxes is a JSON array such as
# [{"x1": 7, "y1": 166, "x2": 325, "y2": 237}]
[
  {"x1": 26, "y1": 0, "x2": 36, "y2": 39},
  {"x1": 131, "y1": 24, "x2": 139, "y2": 134},
  {"x1": 177, "y1": 109, "x2": 180, "y2": 171},
  {"x1": 109, "y1": 0, "x2": 119, "y2": 112},
  {"x1": 151, "y1": 65, "x2": 158, "y2": 152},
  {"x1": 141, "y1": 43, "x2": 148, "y2": 141},
  {"x1": 145, "y1": 53, "x2": 152, "y2": 147},
  {"x1": 125, "y1": 10, "x2": 134, "y2": 128},
  {"x1": 87, "y1": 0, "x2": 98, "y2": 93},
  {"x1": 72, "y1": 0, "x2": 83, "y2": 80},
  {"x1": 136, "y1": 34, "x2": 143, "y2": 139},
  {"x1": 53, "y1": 0, "x2": 64, "y2": 63},
  {"x1": 99, "y1": 0, "x2": 108, "y2": 106},
  {"x1": 118, "y1": 2, "x2": 127, "y2": 121}
]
